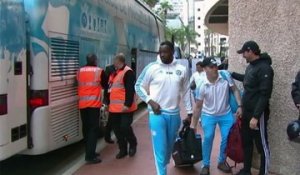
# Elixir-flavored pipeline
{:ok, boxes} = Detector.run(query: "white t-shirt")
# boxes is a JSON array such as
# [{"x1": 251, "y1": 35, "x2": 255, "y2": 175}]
[
  {"x1": 195, "y1": 71, "x2": 234, "y2": 116},
  {"x1": 190, "y1": 71, "x2": 206, "y2": 88}
]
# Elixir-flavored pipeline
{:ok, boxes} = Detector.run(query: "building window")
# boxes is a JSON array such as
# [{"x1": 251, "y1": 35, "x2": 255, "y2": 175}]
[
  {"x1": 197, "y1": 8, "x2": 200, "y2": 11},
  {"x1": 198, "y1": 43, "x2": 201, "y2": 46},
  {"x1": 198, "y1": 25, "x2": 201, "y2": 29},
  {"x1": 198, "y1": 34, "x2": 201, "y2": 37},
  {"x1": 198, "y1": 17, "x2": 201, "y2": 20},
  {"x1": 220, "y1": 37, "x2": 227, "y2": 43}
]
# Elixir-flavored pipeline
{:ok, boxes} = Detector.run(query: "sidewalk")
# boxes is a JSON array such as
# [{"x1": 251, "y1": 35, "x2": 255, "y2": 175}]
[{"x1": 73, "y1": 109, "x2": 270, "y2": 175}]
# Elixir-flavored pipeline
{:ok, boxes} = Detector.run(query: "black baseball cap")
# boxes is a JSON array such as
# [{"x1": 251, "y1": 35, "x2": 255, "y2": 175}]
[
  {"x1": 201, "y1": 57, "x2": 218, "y2": 67},
  {"x1": 237, "y1": 40, "x2": 260, "y2": 54}
]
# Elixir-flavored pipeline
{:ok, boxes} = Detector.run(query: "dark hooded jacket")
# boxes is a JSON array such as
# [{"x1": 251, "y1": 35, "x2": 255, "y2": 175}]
[
  {"x1": 291, "y1": 71, "x2": 300, "y2": 107},
  {"x1": 233, "y1": 53, "x2": 274, "y2": 119}
]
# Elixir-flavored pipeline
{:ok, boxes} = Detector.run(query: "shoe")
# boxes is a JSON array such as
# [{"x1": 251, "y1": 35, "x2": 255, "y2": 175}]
[
  {"x1": 200, "y1": 166, "x2": 210, "y2": 175},
  {"x1": 85, "y1": 157, "x2": 102, "y2": 164},
  {"x1": 128, "y1": 147, "x2": 136, "y2": 157},
  {"x1": 217, "y1": 162, "x2": 232, "y2": 173},
  {"x1": 235, "y1": 169, "x2": 252, "y2": 175},
  {"x1": 105, "y1": 137, "x2": 115, "y2": 144},
  {"x1": 116, "y1": 151, "x2": 128, "y2": 159},
  {"x1": 95, "y1": 152, "x2": 100, "y2": 157}
]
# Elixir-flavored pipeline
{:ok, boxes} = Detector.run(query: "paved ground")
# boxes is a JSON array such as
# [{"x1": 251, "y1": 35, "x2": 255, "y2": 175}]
[
  {"x1": 74, "y1": 111, "x2": 275, "y2": 175},
  {"x1": 0, "y1": 104, "x2": 277, "y2": 175}
]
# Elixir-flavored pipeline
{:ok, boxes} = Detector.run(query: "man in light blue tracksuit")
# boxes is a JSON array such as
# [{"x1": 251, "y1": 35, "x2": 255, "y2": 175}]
[
  {"x1": 191, "y1": 57, "x2": 243, "y2": 175},
  {"x1": 135, "y1": 41, "x2": 193, "y2": 175}
]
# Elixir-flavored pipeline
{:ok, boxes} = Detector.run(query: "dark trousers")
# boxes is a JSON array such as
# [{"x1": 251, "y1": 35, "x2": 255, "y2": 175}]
[
  {"x1": 110, "y1": 112, "x2": 137, "y2": 152},
  {"x1": 105, "y1": 115, "x2": 113, "y2": 139},
  {"x1": 241, "y1": 114, "x2": 270, "y2": 175},
  {"x1": 80, "y1": 108, "x2": 100, "y2": 160}
]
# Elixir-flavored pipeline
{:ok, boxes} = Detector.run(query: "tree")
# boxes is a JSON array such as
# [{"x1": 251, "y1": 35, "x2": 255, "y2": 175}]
[
  {"x1": 178, "y1": 18, "x2": 199, "y2": 56},
  {"x1": 156, "y1": 1, "x2": 173, "y2": 23},
  {"x1": 143, "y1": 0, "x2": 159, "y2": 8},
  {"x1": 166, "y1": 24, "x2": 199, "y2": 55}
]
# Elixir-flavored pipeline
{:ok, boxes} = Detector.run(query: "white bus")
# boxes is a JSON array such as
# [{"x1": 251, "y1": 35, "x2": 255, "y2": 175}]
[{"x1": 0, "y1": 0, "x2": 164, "y2": 161}]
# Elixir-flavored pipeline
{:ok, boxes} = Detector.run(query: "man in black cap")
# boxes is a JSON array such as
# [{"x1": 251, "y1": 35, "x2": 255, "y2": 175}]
[{"x1": 233, "y1": 41, "x2": 274, "y2": 175}]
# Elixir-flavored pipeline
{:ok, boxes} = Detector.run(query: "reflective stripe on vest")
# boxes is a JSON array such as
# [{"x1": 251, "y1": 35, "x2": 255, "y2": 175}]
[
  {"x1": 77, "y1": 66, "x2": 103, "y2": 109},
  {"x1": 78, "y1": 82, "x2": 100, "y2": 86},
  {"x1": 110, "y1": 83, "x2": 124, "y2": 89},
  {"x1": 109, "y1": 66, "x2": 137, "y2": 113},
  {"x1": 79, "y1": 95, "x2": 101, "y2": 101}
]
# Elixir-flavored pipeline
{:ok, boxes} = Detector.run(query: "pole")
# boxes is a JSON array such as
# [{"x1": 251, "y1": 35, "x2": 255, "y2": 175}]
[{"x1": 187, "y1": 0, "x2": 190, "y2": 58}]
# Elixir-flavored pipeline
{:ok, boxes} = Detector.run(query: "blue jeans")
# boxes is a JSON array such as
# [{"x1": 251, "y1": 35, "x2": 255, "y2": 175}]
[
  {"x1": 149, "y1": 112, "x2": 181, "y2": 175},
  {"x1": 201, "y1": 111, "x2": 235, "y2": 166}
]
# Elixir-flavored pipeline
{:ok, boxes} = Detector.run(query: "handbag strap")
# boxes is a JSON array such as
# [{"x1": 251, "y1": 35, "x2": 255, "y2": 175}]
[
  {"x1": 237, "y1": 117, "x2": 242, "y2": 129},
  {"x1": 220, "y1": 71, "x2": 232, "y2": 91},
  {"x1": 179, "y1": 124, "x2": 190, "y2": 139}
]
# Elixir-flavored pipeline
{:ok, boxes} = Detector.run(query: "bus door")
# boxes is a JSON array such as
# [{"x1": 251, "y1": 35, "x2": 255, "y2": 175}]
[{"x1": 134, "y1": 49, "x2": 157, "y2": 80}]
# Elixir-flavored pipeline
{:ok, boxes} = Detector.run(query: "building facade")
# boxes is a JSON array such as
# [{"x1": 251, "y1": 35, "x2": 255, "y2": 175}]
[
  {"x1": 193, "y1": 0, "x2": 228, "y2": 57},
  {"x1": 205, "y1": 0, "x2": 300, "y2": 174}
]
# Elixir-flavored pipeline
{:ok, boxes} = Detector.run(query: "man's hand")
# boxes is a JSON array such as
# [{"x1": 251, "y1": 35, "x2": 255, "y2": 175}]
[
  {"x1": 235, "y1": 107, "x2": 242, "y2": 119},
  {"x1": 249, "y1": 117, "x2": 259, "y2": 130},
  {"x1": 148, "y1": 100, "x2": 161, "y2": 115},
  {"x1": 122, "y1": 105, "x2": 129, "y2": 112},
  {"x1": 183, "y1": 114, "x2": 192, "y2": 126},
  {"x1": 190, "y1": 127, "x2": 196, "y2": 133}
]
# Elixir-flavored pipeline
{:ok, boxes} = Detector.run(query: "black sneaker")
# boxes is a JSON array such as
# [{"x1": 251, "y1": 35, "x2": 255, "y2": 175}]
[
  {"x1": 116, "y1": 151, "x2": 128, "y2": 159},
  {"x1": 85, "y1": 157, "x2": 102, "y2": 164},
  {"x1": 200, "y1": 166, "x2": 210, "y2": 175},
  {"x1": 217, "y1": 162, "x2": 232, "y2": 173},
  {"x1": 128, "y1": 147, "x2": 136, "y2": 157}
]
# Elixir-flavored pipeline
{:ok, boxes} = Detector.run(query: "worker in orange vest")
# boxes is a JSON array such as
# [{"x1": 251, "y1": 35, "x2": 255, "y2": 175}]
[
  {"x1": 108, "y1": 53, "x2": 137, "y2": 159},
  {"x1": 77, "y1": 53, "x2": 107, "y2": 164}
]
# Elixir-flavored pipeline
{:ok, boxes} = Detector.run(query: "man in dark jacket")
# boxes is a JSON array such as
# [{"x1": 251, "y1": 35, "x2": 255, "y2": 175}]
[
  {"x1": 232, "y1": 41, "x2": 274, "y2": 175},
  {"x1": 103, "y1": 64, "x2": 116, "y2": 144},
  {"x1": 292, "y1": 71, "x2": 300, "y2": 113}
]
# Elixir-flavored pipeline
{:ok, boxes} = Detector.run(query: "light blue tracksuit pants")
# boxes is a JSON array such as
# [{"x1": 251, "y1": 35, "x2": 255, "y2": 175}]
[
  {"x1": 149, "y1": 111, "x2": 181, "y2": 175},
  {"x1": 201, "y1": 111, "x2": 235, "y2": 167}
]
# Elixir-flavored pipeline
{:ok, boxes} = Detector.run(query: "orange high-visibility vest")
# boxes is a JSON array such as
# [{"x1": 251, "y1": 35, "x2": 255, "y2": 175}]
[
  {"x1": 77, "y1": 66, "x2": 103, "y2": 109},
  {"x1": 109, "y1": 66, "x2": 137, "y2": 113}
]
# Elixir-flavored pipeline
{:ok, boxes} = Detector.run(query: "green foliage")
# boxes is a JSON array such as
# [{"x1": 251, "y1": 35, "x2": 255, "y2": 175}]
[
  {"x1": 143, "y1": 0, "x2": 159, "y2": 8},
  {"x1": 166, "y1": 19, "x2": 199, "y2": 54},
  {"x1": 156, "y1": 1, "x2": 173, "y2": 22}
]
